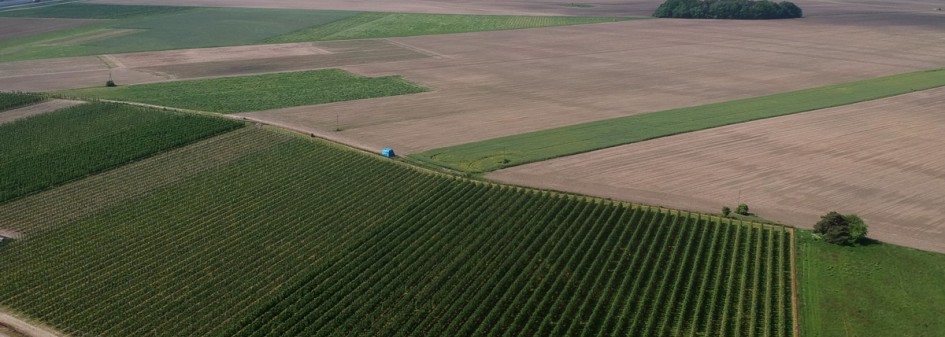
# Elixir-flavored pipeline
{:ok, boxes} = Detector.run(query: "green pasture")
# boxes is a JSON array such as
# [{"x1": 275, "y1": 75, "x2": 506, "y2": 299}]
[
  {"x1": 796, "y1": 231, "x2": 945, "y2": 336},
  {"x1": 58, "y1": 69, "x2": 427, "y2": 113},
  {"x1": 413, "y1": 68, "x2": 945, "y2": 173}
]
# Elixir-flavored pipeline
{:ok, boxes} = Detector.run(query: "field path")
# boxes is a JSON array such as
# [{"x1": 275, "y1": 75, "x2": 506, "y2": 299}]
[
  {"x1": 0, "y1": 100, "x2": 84, "y2": 125},
  {"x1": 0, "y1": 311, "x2": 62, "y2": 337}
]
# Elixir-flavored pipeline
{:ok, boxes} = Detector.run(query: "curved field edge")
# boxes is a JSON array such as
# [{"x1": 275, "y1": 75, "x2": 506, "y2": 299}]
[
  {"x1": 0, "y1": 102, "x2": 243, "y2": 204},
  {"x1": 411, "y1": 68, "x2": 945, "y2": 173},
  {"x1": 56, "y1": 69, "x2": 428, "y2": 114},
  {"x1": 796, "y1": 230, "x2": 945, "y2": 336},
  {"x1": 0, "y1": 127, "x2": 792, "y2": 337}
]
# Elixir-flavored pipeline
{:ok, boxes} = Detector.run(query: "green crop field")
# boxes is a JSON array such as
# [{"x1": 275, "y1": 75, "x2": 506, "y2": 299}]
[
  {"x1": 796, "y1": 231, "x2": 945, "y2": 337},
  {"x1": 58, "y1": 69, "x2": 427, "y2": 113},
  {"x1": 0, "y1": 3, "x2": 626, "y2": 62},
  {"x1": 0, "y1": 127, "x2": 793, "y2": 337},
  {"x1": 413, "y1": 68, "x2": 945, "y2": 173},
  {"x1": 0, "y1": 102, "x2": 242, "y2": 203},
  {"x1": 266, "y1": 13, "x2": 629, "y2": 42},
  {"x1": 0, "y1": 92, "x2": 45, "y2": 112}
]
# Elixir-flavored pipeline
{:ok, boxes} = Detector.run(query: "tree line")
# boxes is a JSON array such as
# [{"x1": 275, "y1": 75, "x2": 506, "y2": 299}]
[{"x1": 654, "y1": 0, "x2": 803, "y2": 19}]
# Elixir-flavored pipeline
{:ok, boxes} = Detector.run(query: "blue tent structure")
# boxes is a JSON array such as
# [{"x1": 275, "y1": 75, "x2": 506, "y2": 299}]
[{"x1": 381, "y1": 148, "x2": 396, "y2": 157}]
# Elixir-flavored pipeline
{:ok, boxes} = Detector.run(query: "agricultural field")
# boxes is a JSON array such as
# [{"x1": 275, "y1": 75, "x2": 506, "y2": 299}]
[
  {"x1": 240, "y1": 16, "x2": 945, "y2": 155},
  {"x1": 413, "y1": 68, "x2": 945, "y2": 172},
  {"x1": 0, "y1": 92, "x2": 44, "y2": 112},
  {"x1": 0, "y1": 127, "x2": 793, "y2": 337},
  {"x1": 0, "y1": 102, "x2": 242, "y2": 203},
  {"x1": 489, "y1": 86, "x2": 945, "y2": 254},
  {"x1": 0, "y1": 99, "x2": 85, "y2": 125},
  {"x1": 0, "y1": 3, "x2": 625, "y2": 62},
  {"x1": 58, "y1": 69, "x2": 428, "y2": 113},
  {"x1": 796, "y1": 231, "x2": 945, "y2": 337},
  {"x1": 0, "y1": 17, "x2": 99, "y2": 41}
]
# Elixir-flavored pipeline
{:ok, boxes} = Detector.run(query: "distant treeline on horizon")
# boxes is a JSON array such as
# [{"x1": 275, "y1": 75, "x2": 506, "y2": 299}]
[{"x1": 654, "y1": 0, "x2": 803, "y2": 19}]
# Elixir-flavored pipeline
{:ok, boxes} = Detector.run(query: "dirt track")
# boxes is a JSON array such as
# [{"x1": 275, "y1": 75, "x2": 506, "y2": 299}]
[
  {"x1": 489, "y1": 87, "x2": 945, "y2": 254},
  {"x1": 0, "y1": 100, "x2": 85, "y2": 124},
  {"x1": 0, "y1": 311, "x2": 60, "y2": 337}
]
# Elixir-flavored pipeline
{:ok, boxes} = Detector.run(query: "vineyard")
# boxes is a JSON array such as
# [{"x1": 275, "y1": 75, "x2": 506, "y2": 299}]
[
  {"x1": 0, "y1": 102, "x2": 242, "y2": 203},
  {"x1": 58, "y1": 69, "x2": 427, "y2": 113},
  {"x1": 0, "y1": 127, "x2": 793, "y2": 337},
  {"x1": 0, "y1": 92, "x2": 44, "y2": 112}
]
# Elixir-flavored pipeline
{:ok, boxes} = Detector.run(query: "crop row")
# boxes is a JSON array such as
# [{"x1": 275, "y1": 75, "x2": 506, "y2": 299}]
[
  {"x1": 0, "y1": 92, "x2": 45, "y2": 112},
  {"x1": 0, "y1": 128, "x2": 793, "y2": 337}
]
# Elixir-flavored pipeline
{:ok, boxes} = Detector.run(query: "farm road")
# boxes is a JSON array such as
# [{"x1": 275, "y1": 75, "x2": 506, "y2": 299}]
[{"x1": 0, "y1": 311, "x2": 60, "y2": 337}]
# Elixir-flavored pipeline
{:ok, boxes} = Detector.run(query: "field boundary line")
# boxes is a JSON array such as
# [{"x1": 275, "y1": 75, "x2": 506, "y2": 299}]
[
  {"x1": 0, "y1": 309, "x2": 64, "y2": 337},
  {"x1": 790, "y1": 227, "x2": 800, "y2": 337},
  {"x1": 381, "y1": 38, "x2": 449, "y2": 59}
]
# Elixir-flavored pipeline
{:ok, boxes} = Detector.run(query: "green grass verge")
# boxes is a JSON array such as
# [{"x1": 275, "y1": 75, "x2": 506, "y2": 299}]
[
  {"x1": 0, "y1": 3, "x2": 190, "y2": 19},
  {"x1": 58, "y1": 69, "x2": 427, "y2": 114},
  {"x1": 413, "y1": 68, "x2": 945, "y2": 173},
  {"x1": 0, "y1": 102, "x2": 243, "y2": 203},
  {"x1": 0, "y1": 92, "x2": 45, "y2": 112},
  {"x1": 266, "y1": 12, "x2": 629, "y2": 42},
  {"x1": 796, "y1": 230, "x2": 945, "y2": 336},
  {"x1": 0, "y1": 127, "x2": 791, "y2": 337}
]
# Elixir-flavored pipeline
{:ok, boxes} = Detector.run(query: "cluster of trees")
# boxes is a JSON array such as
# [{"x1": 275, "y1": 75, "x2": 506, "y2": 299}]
[
  {"x1": 722, "y1": 203, "x2": 750, "y2": 217},
  {"x1": 653, "y1": 0, "x2": 803, "y2": 19},
  {"x1": 814, "y1": 211, "x2": 868, "y2": 245}
]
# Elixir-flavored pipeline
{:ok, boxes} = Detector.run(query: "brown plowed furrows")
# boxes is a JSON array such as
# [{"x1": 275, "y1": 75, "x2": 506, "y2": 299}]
[
  {"x1": 489, "y1": 87, "x2": 945, "y2": 254},
  {"x1": 0, "y1": 100, "x2": 85, "y2": 125},
  {"x1": 0, "y1": 18, "x2": 100, "y2": 41},
  {"x1": 0, "y1": 57, "x2": 166, "y2": 92},
  {"x1": 86, "y1": 0, "x2": 945, "y2": 17},
  {"x1": 240, "y1": 16, "x2": 945, "y2": 153}
]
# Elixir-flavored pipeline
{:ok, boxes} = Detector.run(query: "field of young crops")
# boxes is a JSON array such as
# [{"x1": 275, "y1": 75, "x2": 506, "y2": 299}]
[
  {"x1": 0, "y1": 92, "x2": 44, "y2": 112},
  {"x1": 414, "y1": 67, "x2": 945, "y2": 173},
  {"x1": 0, "y1": 102, "x2": 242, "y2": 203},
  {"x1": 266, "y1": 13, "x2": 628, "y2": 43},
  {"x1": 58, "y1": 69, "x2": 427, "y2": 113},
  {"x1": 0, "y1": 127, "x2": 793, "y2": 337}
]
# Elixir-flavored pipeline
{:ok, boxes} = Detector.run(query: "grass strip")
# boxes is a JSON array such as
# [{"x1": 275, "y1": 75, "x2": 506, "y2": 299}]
[
  {"x1": 796, "y1": 230, "x2": 945, "y2": 336},
  {"x1": 413, "y1": 68, "x2": 945, "y2": 173},
  {"x1": 57, "y1": 69, "x2": 428, "y2": 114}
]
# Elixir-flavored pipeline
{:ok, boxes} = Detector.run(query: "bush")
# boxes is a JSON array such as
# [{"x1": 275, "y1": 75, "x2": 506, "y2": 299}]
[
  {"x1": 653, "y1": 0, "x2": 803, "y2": 19},
  {"x1": 735, "y1": 203, "x2": 750, "y2": 216},
  {"x1": 722, "y1": 206, "x2": 731, "y2": 217},
  {"x1": 106, "y1": 80, "x2": 117, "y2": 87},
  {"x1": 814, "y1": 211, "x2": 868, "y2": 245}
]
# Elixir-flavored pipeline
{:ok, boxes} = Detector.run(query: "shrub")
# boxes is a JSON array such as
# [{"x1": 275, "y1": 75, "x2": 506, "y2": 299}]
[
  {"x1": 814, "y1": 211, "x2": 868, "y2": 245},
  {"x1": 106, "y1": 80, "x2": 117, "y2": 87},
  {"x1": 653, "y1": 0, "x2": 803, "y2": 19},
  {"x1": 722, "y1": 206, "x2": 731, "y2": 217},
  {"x1": 735, "y1": 203, "x2": 750, "y2": 216}
]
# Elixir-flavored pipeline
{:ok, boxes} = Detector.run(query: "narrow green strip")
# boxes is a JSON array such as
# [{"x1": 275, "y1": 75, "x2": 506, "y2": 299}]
[{"x1": 412, "y1": 68, "x2": 945, "y2": 173}]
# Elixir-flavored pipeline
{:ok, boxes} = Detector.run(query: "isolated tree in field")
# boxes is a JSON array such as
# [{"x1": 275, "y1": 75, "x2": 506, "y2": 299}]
[
  {"x1": 722, "y1": 206, "x2": 731, "y2": 217},
  {"x1": 814, "y1": 211, "x2": 867, "y2": 245},
  {"x1": 735, "y1": 203, "x2": 750, "y2": 216}
]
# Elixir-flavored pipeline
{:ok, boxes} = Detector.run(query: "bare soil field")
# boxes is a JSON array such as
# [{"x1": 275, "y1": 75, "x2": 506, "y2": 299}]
[
  {"x1": 489, "y1": 87, "x2": 945, "y2": 254},
  {"x1": 1, "y1": 40, "x2": 428, "y2": 91},
  {"x1": 87, "y1": 0, "x2": 945, "y2": 17},
  {"x1": 0, "y1": 17, "x2": 99, "y2": 41},
  {"x1": 238, "y1": 16, "x2": 945, "y2": 153},
  {"x1": 0, "y1": 99, "x2": 84, "y2": 124}
]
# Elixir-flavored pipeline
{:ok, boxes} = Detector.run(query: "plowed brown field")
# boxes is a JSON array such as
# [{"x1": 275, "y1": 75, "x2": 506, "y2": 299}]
[
  {"x1": 489, "y1": 86, "x2": 945, "y2": 254},
  {"x1": 239, "y1": 16, "x2": 945, "y2": 153}
]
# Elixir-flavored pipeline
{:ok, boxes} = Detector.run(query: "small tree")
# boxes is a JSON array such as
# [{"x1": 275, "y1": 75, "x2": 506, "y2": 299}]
[
  {"x1": 814, "y1": 211, "x2": 867, "y2": 245},
  {"x1": 722, "y1": 206, "x2": 731, "y2": 217},
  {"x1": 735, "y1": 203, "x2": 749, "y2": 216}
]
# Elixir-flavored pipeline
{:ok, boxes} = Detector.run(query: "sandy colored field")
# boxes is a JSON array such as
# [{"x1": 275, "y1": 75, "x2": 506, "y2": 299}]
[
  {"x1": 0, "y1": 99, "x2": 84, "y2": 124},
  {"x1": 238, "y1": 15, "x2": 945, "y2": 153},
  {"x1": 0, "y1": 17, "x2": 99, "y2": 41},
  {"x1": 1, "y1": 40, "x2": 428, "y2": 91},
  {"x1": 490, "y1": 86, "x2": 945, "y2": 254},
  {"x1": 88, "y1": 0, "x2": 945, "y2": 17}
]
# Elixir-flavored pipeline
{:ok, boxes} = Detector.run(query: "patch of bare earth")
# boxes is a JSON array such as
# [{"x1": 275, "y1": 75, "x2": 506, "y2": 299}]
[
  {"x1": 489, "y1": 87, "x2": 945, "y2": 254},
  {"x1": 0, "y1": 56, "x2": 166, "y2": 92},
  {"x1": 0, "y1": 99, "x2": 85, "y2": 124},
  {"x1": 238, "y1": 16, "x2": 945, "y2": 153},
  {"x1": 0, "y1": 17, "x2": 100, "y2": 41}
]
